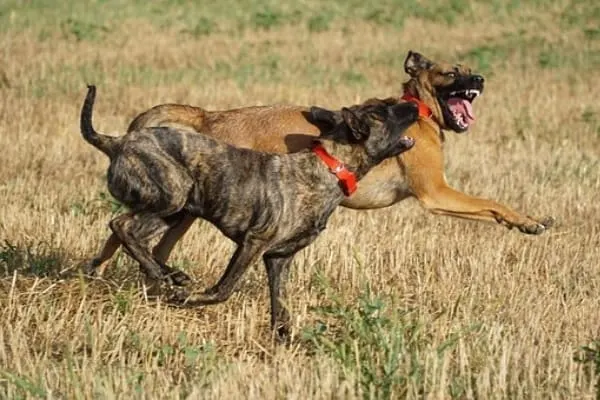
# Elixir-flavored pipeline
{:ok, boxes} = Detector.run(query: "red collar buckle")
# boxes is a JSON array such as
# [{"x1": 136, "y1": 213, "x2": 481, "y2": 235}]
[
  {"x1": 401, "y1": 93, "x2": 432, "y2": 119},
  {"x1": 312, "y1": 143, "x2": 357, "y2": 196}
]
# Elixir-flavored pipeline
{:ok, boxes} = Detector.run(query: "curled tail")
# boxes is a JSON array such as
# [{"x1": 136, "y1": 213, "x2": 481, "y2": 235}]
[{"x1": 80, "y1": 85, "x2": 120, "y2": 158}]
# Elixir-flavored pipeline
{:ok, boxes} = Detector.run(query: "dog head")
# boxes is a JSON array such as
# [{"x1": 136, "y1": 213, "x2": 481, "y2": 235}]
[
  {"x1": 402, "y1": 50, "x2": 484, "y2": 133},
  {"x1": 310, "y1": 102, "x2": 418, "y2": 164}
]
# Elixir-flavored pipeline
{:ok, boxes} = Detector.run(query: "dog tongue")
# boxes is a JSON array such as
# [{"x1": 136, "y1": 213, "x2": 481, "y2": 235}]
[{"x1": 447, "y1": 97, "x2": 475, "y2": 124}]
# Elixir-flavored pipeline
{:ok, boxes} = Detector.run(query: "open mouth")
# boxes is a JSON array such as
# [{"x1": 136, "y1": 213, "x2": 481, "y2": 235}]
[{"x1": 439, "y1": 88, "x2": 481, "y2": 132}]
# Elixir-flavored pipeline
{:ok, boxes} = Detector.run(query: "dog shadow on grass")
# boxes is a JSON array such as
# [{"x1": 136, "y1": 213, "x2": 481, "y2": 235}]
[
  {"x1": 0, "y1": 240, "x2": 78, "y2": 280},
  {"x1": 0, "y1": 239, "x2": 180, "y2": 298}
]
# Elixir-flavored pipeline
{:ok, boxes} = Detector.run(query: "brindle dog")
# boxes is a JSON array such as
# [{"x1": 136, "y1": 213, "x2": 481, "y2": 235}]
[
  {"x1": 80, "y1": 85, "x2": 419, "y2": 338},
  {"x1": 85, "y1": 50, "x2": 553, "y2": 284}
]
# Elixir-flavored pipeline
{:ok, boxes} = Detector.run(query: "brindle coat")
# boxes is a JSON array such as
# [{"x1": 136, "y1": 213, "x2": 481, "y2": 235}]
[{"x1": 80, "y1": 85, "x2": 419, "y2": 338}]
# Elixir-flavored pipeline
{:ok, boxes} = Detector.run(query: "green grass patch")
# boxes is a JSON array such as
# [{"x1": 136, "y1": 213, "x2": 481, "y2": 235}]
[
  {"x1": 0, "y1": 241, "x2": 68, "y2": 278},
  {"x1": 0, "y1": 371, "x2": 47, "y2": 399},
  {"x1": 60, "y1": 17, "x2": 111, "y2": 42},
  {"x1": 561, "y1": 1, "x2": 600, "y2": 29},
  {"x1": 460, "y1": 31, "x2": 600, "y2": 74},
  {"x1": 0, "y1": 0, "x2": 486, "y2": 37},
  {"x1": 303, "y1": 272, "x2": 481, "y2": 399},
  {"x1": 574, "y1": 339, "x2": 600, "y2": 397},
  {"x1": 21, "y1": 43, "x2": 376, "y2": 96}
]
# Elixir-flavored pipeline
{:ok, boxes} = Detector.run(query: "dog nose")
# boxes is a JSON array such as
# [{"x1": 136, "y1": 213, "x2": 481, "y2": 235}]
[{"x1": 472, "y1": 75, "x2": 484, "y2": 84}]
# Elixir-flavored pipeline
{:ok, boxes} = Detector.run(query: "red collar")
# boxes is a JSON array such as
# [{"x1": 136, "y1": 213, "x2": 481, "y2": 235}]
[
  {"x1": 400, "y1": 93, "x2": 432, "y2": 118},
  {"x1": 312, "y1": 143, "x2": 357, "y2": 196}
]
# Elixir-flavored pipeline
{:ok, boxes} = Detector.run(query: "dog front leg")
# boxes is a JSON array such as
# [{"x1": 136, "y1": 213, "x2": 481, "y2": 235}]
[
  {"x1": 418, "y1": 184, "x2": 554, "y2": 234},
  {"x1": 263, "y1": 254, "x2": 293, "y2": 341},
  {"x1": 171, "y1": 237, "x2": 267, "y2": 305}
]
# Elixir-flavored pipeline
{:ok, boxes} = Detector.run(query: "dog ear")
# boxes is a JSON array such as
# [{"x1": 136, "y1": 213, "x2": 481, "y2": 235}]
[
  {"x1": 309, "y1": 106, "x2": 339, "y2": 130},
  {"x1": 341, "y1": 107, "x2": 370, "y2": 141},
  {"x1": 388, "y1": 102, "x2": 419, "y2": 120},
  {"x1": 404, "y1": 50, "x2": 433, "y2": 77}
]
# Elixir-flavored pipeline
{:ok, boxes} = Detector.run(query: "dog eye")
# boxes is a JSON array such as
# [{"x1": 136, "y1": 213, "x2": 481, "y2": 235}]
[{"x1": 445, "y1": 72, "x2": 456, "y2": 79}]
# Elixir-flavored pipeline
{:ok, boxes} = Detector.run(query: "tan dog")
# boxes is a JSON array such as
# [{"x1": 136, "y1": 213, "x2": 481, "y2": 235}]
[{"x1": 86, "y1": 50, "x2": 553, "y2": 284}]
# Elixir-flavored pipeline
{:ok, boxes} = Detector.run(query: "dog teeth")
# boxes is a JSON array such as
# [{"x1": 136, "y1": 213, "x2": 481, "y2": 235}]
[
  {"x1": 449, "y1": 90, "x2": 480, "y2": 99},
  {"x1": 452, "y1": 111, "x2": 467, "y2": 129}
]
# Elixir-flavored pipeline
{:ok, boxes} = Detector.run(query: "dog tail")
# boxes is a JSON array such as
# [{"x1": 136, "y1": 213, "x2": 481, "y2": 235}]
[{"x1": 80, "y1": 85, "x2": 120, "y2": 158}]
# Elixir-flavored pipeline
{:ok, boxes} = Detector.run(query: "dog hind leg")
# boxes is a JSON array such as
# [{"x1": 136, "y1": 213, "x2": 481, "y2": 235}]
[
  {"x1": 83, "y1": 228, "x2": 127, "y2": 277},
  {"x1": 83, "y1": 212, "x2": 194, "y2": 285},
  {"x1": 110, "y1": 211, "x2": 178, "y2": 284},
  {"x1": 105, "y1": 145, "x2": 195, "y2": 283},
  {"x1": 151, "y1": 213, "x2": 196, "y2": 286}
]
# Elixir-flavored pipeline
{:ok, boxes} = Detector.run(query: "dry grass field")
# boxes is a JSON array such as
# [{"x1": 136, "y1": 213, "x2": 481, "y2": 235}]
[{"x1": 1, "y1": 0, "x2": 599, "y2": 398}]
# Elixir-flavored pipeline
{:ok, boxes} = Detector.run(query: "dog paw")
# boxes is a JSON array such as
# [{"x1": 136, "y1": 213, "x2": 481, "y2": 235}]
[
  {"x1": 80, "y1": 259, "x2": 100, "y2": 278},
  {"x1": 164, "y1": 286, "x2": 223, "y2": 306},
  {"x1": 165, "y1": 286, "x2": 191, "y2": 304},
  {"x1": 538, "y1": 216, "x2": 555, "y2": 229},
  {"x1": 518, "y1": 216, "x2": 554, "y2": 235},
  {"x1": 274, "y1": 324, "x2": 292, "y2": 344},
  {"x1": 518, "y1": 224, "x2": 544, "y2": 235},
  {"x1": 159, "y1": 263, "x2": 193, "y2": 286},
  {"x1": 167, "y1": 270, "x2": 193, "y2": 286}
]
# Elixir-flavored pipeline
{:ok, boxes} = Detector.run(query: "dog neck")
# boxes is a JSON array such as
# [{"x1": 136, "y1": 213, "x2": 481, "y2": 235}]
[
  {"x1": 401, "y1": 80, "x2": 445, "y2": 141},
  {"x1": 402, "y1": 80, "x2": 441, "y2": 122},
  {"x1": 311, "y1": 139, "x2": 373, "y2": 195},
  {"x1": 400, "y1": 93, "x2": 432, "y2": 119},
  {"x1": 311, "y1": 142, "x2": 357, "y2": 196}
]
